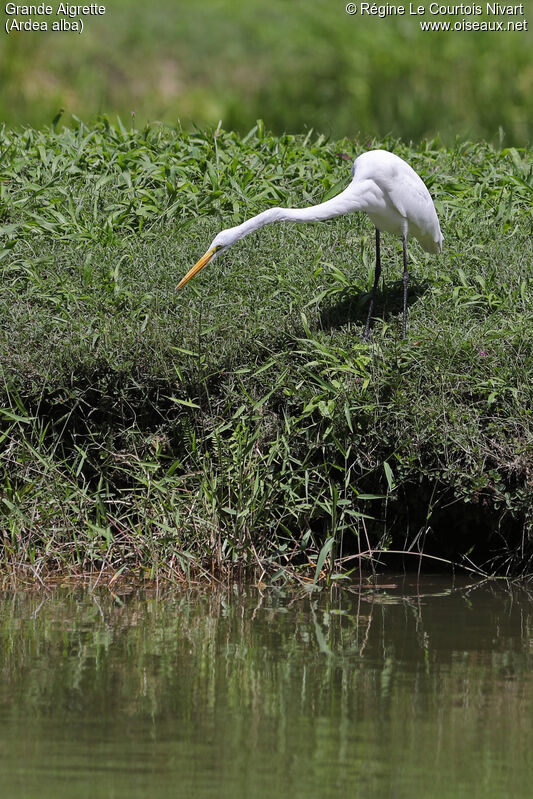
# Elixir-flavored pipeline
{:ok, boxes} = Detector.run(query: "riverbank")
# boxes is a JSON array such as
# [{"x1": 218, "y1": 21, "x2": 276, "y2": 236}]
[{"x1": 1, "y1": 121, "x2": 532, "y2": 582}]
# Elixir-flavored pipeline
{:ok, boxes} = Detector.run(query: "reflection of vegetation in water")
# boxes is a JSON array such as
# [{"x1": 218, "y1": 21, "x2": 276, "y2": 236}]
[
  {"x1": 0, "y1": 0, "x2": 531, "y2": 142},
  {"x1": 0, "y1": 585, "x2": 533, "y2": 797}
]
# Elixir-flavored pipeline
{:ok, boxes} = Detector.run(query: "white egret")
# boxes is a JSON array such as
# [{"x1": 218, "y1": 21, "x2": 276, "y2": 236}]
[{"x1": 177, "y1": 150, "x2": 443, "y2": 338}]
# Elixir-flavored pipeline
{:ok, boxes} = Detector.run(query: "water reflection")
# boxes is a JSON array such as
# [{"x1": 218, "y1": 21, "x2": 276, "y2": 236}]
[{"x1": 0, "y1": 577, "x2": 532, "y2": 798}]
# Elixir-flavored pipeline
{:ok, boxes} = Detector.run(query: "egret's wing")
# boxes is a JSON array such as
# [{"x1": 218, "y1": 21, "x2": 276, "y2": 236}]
[
  {"x1": 387, "y1": 170, "x2": 431, "y2": 223},
  {"x1": 385, "y1": 169, "x2": 441, "y2": 251},
  {"x1": 352, "y1": 150, "x2": 442, "y2": 251}
]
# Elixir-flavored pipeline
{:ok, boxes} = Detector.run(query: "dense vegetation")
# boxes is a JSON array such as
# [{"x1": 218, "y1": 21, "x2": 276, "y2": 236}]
[
  {"x1": 0, "y1": 120, "x2": 532, "y2": 581},
  {"x1": 1, "y1": 0, "x2": 531, "y2": 144}
]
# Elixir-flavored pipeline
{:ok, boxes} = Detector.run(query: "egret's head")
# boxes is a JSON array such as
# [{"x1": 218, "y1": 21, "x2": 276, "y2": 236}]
[{"x1": 176, "y1": 229, "x2": 235, "y2": 290}]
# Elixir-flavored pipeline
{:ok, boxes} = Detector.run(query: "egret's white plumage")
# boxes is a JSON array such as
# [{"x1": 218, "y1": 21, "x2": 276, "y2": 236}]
[{"x1": 177, "y1": 149, "x2": 443, "y2": 337}]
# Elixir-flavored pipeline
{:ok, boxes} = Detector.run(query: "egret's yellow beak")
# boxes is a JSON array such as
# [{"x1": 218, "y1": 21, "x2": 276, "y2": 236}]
[{"x1": 177, "y1": 248, "x2": 216, "y2": 290}]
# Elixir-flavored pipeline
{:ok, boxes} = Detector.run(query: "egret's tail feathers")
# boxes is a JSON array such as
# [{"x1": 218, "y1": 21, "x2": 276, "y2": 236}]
[{"x1": 421, "y1": 233, "x2": 443, "y2": 254}]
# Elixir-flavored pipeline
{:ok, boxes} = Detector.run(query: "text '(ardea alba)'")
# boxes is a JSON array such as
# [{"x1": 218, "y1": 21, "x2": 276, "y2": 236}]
[{"x1": 177, "y1": 150, "x2": 443, "y2": 338}]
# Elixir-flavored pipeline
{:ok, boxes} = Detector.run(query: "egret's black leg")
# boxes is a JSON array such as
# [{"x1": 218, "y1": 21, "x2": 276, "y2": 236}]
[
  {"x1": 402, "y1": 233, "x2": 408, "y2": 339},
  {"x1": 363, "y1": 227, "x2": 381, "y2": 341}
]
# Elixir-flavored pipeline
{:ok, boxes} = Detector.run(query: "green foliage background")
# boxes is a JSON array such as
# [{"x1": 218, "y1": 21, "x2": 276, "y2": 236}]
[
  {"x1": 1, "y1": 121, "x2": 532, "y2": 576},
  {"x1": 0, "y1": 0, "x2": 532, "y2": 143},
  {"x1": 0, "y1": 0, "x2": 532, "y2": 576}
]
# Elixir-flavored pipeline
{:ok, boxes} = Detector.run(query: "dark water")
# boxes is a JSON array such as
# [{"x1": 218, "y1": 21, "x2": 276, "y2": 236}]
[{"x1": 1, "y1": 576, "x2": 532, "y2": 798}]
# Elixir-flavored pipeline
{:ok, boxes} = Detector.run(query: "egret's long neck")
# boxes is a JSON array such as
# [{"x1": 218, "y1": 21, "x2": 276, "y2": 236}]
[{"x1": 226, "y1": 183, "x2": 366, "y2": 243}]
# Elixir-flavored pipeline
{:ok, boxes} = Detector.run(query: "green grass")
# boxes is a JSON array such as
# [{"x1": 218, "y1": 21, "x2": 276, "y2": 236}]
[
  {"x1": 1, "y1": 119, "x2": 532, "y2": 582},
  {"x1": 1, "y1": 0, "x2": 532, "y2": 144}
]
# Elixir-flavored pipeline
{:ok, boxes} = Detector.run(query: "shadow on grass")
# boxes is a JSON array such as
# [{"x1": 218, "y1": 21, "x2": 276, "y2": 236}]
[{"x1": 318, "y1": 278, "x2": 431, "y2": 332}]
